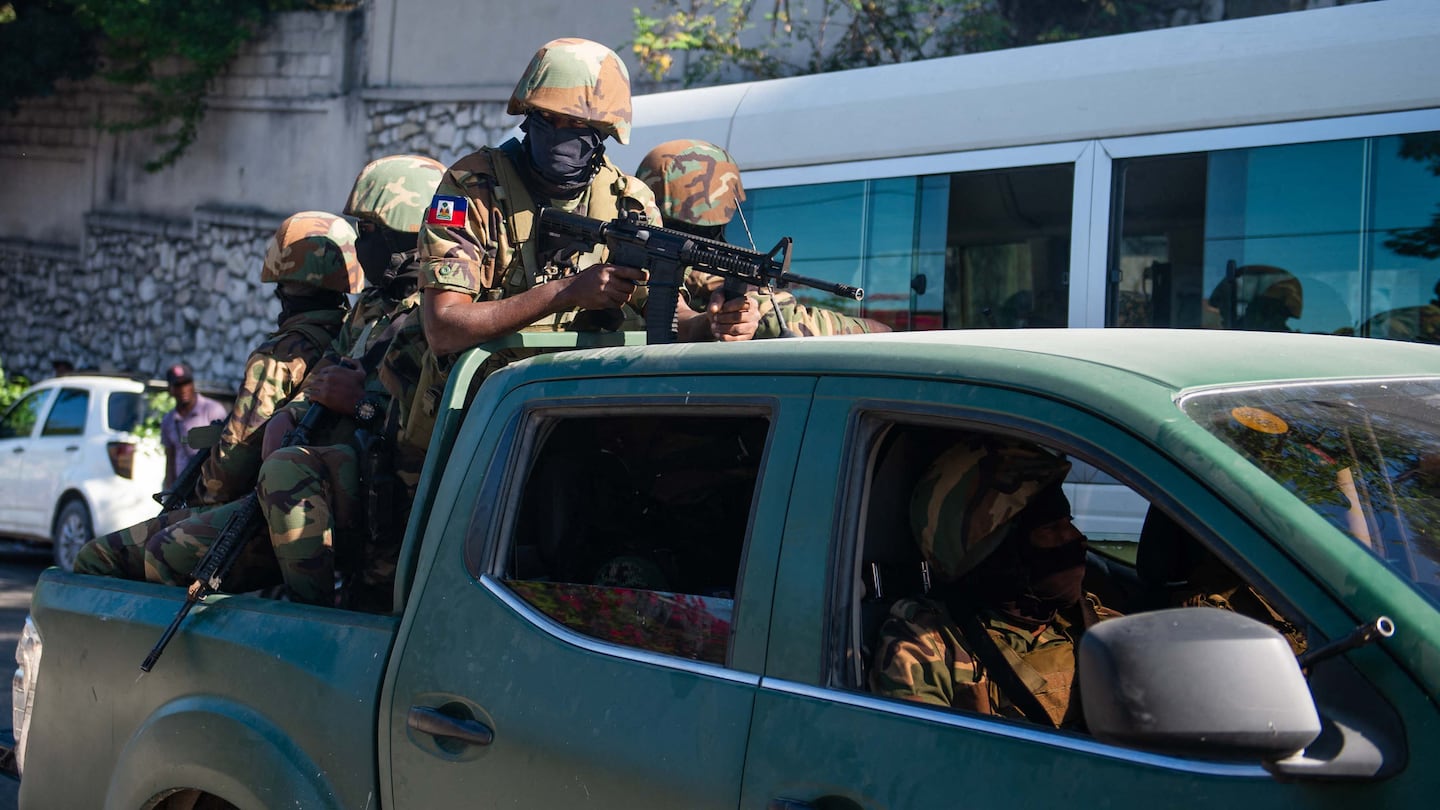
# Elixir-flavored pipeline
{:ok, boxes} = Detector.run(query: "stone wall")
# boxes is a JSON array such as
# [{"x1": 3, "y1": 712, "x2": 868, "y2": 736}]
[
  {"x1": 0, "y1": 207, "x2": 280, "y2": 386},
  {"x1": 365, "y1": 99, "x2": 516, "y2": 166}
]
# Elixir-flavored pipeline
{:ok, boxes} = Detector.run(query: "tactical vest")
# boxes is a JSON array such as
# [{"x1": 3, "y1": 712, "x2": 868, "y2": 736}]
[
  {"x1": 404, "y1": 146, "x2": 651, "y2": 459},
  {"x1": 479, "y1": 140, "x2": 643, "y2": 327},
  {"x1": 982, "y1": 629, "x2": 1077, "y2": 728}
]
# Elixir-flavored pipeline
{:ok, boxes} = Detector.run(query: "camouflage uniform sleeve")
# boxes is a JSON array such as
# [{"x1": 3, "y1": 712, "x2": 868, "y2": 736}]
[
  {"x1": 754, "y1": 290, "x2": 878, "y2": 338},
  {"x1": 418, "y1": 154, "x2": 501, "y2": 300},
  {"x1": 869, "y1": 597, "x2": 986, "y2": 710},
  {"x1": 222, "y1": 331, "x2": 318, "y2": 443}
]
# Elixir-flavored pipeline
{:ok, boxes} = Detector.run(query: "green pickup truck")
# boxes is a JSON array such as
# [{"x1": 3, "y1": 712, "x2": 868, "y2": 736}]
[{"x1": 13, "y1": 329, "x2": 1440, "y2": 809}]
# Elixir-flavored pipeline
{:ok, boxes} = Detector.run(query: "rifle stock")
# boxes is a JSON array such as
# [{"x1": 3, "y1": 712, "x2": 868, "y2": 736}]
[
  {"x1": 538, "y1": 208, "x2": 863, "y2": 344},
  {"x1": 141, "y1": 403, "x2": 330, "y2": 672}
]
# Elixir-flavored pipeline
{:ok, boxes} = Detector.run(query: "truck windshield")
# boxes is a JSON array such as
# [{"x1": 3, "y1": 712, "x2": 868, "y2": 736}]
[{"x1": 1181, "y1": 378, "x2": 1440, "y2": 609}]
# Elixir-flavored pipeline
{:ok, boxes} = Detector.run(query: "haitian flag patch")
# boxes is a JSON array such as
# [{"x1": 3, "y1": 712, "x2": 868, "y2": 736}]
[{"x1": 425, "y1": 194, "x2": 468, "y2": 227}]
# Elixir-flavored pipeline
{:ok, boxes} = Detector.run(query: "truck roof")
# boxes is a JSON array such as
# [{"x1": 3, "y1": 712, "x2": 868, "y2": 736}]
[{"x1": 502, "y1": 328, "x2": 1440, "y2": 400}]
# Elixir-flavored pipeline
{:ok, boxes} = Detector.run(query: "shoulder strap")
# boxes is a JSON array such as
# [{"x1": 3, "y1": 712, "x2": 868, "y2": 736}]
[
  {"x1": 950, "y1": 600, "x2": 1058, "y2": 727},
  {"x1": 488, "y1": 141, "x2": 542, "y2": 289}
]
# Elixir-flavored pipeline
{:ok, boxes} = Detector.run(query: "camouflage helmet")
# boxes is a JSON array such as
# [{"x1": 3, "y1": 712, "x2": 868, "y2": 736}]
[
  {"x1": 343, "y1": 154, "x2": 447, "y2": 234},
  {"x1": 507, "y1": 38, "x2": 633, "y2": 145},
  {"x1": 260, "y1": 211, "x2": 363, "y2": 294},
  {"x1": 910, "y1": 435, "x2": 1071, "y2": 583},
  {"x1": 635, "y1": 139, "x2": 746, "y2": 227}
]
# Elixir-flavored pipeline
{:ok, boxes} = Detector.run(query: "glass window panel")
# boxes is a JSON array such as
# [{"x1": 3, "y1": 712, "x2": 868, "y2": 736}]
[
  {"x1": 107, "y1": 392, "x2": 143, "y2": 434},
  {"x1": 0, "y1": 390, "x2": 47, "y2": 439},
  {"x1": 1110, "y1": 131, "x2": 1440, "y2": 341},
  {"x1": 42, "y1": 388, "x2": 88, "y2": 437},
  {"x1": 740, "y1": 163, "x2": 1073, "y2": 331},
  {"x1": 945, "y1": 164, "x2": 1073, "y2": 329},
  {"x1": 503, "y1": 412, "x2": 770, "y2": 666},
  {"x1": 1182, "y1": 379, "x2": 1440, "y2": 609}
]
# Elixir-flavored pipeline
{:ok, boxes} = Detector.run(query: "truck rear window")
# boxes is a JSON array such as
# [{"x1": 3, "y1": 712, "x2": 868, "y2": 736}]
[{"x1": 502, "y1": 412, "x2": 771, "y2": 666}]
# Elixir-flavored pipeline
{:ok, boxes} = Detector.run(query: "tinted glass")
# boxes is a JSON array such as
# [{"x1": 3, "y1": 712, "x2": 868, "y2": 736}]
[
  {"x1": 1182, "y1": 379, "x2": 1440, "y2": 607},
  {"x1": 0, "y1": 390, "x2": 47, "y2": 439},
  {"x1": 1110, "y1": 132, "x2": 1440, "y2": 339},
  {"x1": 108, "y1": 392, "x2": 144, "y2": 433},
  {"x1": 739, "y1": 164, "x2": 1073, "y2": 331},
  {"x1": 502, "y1": 412, "x2": 770, "y2": 665},
  {"x1": 42, "y1": 388, "x2": 89, "y2": 436}
]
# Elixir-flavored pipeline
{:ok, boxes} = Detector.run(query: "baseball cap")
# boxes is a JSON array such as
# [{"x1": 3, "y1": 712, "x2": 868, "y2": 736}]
[{"x1": 165, "y1": 363, "x2": 194, "y2": 386}]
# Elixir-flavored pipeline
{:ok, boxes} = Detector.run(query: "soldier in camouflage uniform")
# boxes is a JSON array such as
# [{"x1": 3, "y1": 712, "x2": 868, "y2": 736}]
[
  {"x1": 409, "y1": 38, "x2": 760, "y2": 456},
  {"x1": 139, "y1": 159, "x2": 444, "y2": 608},
  {"x1": 870, "y1": 436, "x2": 1118, "y2": 729},
  {"x1": 196, "y1": 212, "x2": 364, "y2": 503},
  {"x1": 74, "y1": 212, "x2": 363, "y2": 580},
  {"x1": 634, "y1": 138, "x2": 890, "y2": 338}
]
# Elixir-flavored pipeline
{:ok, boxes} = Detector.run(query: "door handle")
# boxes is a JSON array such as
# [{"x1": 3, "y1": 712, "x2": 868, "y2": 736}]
[
  {"x1": 65, "y1": 445, "x2": 79, "y2": 452},
  {"x1": 407, "y1": 705, "x2": 494, "y2": 747},
  {"x1": 768, "y1": 801, "x2": 817, "y2": 810},
  {"x1": 10, "y1": 447, "x2": 22, "y2": 454}
]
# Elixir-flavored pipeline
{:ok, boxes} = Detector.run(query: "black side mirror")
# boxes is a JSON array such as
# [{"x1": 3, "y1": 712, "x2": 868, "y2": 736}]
[{"x1": 1079, "y1": 608, "x2": 1320, "y2": 760}]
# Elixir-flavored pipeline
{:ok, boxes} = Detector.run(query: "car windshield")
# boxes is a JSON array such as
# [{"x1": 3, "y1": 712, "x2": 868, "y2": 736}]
[{"x1": 1181, "y1": 378, "x2": 1440, "y2": 607}]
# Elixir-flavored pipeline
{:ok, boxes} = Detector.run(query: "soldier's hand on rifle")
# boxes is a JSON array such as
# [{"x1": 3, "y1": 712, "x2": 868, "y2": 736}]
[
  {"x1": 557, "y1": 264, "x2": 647, "y2": 311},
  {"x1": 307, "y1": 361, "x2": 367, "y2": 414},
  {"x1": 706, "y1": 290, "x2": 762, "y2": 342}
]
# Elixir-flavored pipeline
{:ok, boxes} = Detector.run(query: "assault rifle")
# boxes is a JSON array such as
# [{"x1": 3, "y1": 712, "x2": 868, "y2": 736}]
[
  {"x1": 538, "y1": 208, "x2": 864, "y2": 345},
  {"x1": 152, "y1": 419, "x2": 225, "y2": 513},
  {"x1": 141, "y1": 403, "x2": 329, "y2": 672}
]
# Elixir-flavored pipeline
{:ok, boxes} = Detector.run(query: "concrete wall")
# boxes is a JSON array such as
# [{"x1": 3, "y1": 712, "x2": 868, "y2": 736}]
[
  {"x1": 0, "y1": 0, "x2": 1374, "y2": 384},
  {"x1": 0, "y1": 10, "x2": 368, "y2": 383}
]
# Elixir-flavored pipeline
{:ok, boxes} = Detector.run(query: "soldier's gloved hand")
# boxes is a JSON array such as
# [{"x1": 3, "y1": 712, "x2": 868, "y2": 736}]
[
  {"x1": 307, "y1": 361, "x2": 367, "y2": 414},
  {"x1": 557, "y1": 264, "x2": 647, "y2": 311},
  {"x1": 706, "y1": 290, "x2": 761, "y2": 342}
]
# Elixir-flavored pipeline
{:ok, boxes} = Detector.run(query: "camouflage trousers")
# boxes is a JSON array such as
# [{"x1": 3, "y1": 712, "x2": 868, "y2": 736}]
[
  {"x1": 73, "y1": 507, "x2": 203, "y2": 581},
  {"x1": 143, "y1": 499, "x2": 282, "y2": 592},
  {"x1": 256, "y1": 443, "x2": 363, "y2": 606}
]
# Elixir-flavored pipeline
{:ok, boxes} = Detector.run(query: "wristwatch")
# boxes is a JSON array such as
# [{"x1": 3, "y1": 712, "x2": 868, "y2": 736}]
[{"x1": 354, "y1": 396, "x2": 383, "y2": 426}]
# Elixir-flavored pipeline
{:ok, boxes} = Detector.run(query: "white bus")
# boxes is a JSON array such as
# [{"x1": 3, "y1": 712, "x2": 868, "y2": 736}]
[{"x1": 615, "y1": 0, "x2": 1440, "y2": 340}]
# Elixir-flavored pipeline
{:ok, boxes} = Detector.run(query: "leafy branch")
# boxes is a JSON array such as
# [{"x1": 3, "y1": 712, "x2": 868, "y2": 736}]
[
  {"x1": 631, "y1": 1, "x2": 1193, "y2": 85},
  {"x1": 2, "y1": 1, "x2": 352, "y2": 171}
]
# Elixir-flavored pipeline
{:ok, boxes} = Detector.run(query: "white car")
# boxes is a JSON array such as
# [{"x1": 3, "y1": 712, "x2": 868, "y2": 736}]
[{"x1": 0, "y1": 374, "x2": 226, "y2": 570}]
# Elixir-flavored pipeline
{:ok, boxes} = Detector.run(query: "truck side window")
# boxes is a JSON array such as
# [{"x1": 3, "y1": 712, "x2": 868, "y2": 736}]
[
  {"x1": 501, "y1": 412, "x2": 770, "y2": 666},
  {"x1": 851, "y1": 421, "x2": 1309, "y2": 728}
]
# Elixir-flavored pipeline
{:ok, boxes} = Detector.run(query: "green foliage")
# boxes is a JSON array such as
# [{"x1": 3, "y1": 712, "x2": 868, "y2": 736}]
[
  {"x1": 0, "y1": 358, "x2": 32, "y2": 412},
  {"x1": 134, "y1": 389, "x2": 175, "y2": 442},
  {"x1": 632, "y1": 0, "x2": 1174, "y2": 85},
  {"x1": 0, "y1": 2, "x2": 101, "y2": 114},
  {"x1": 1384, "y1": 133, "x2": 1440, "y2": 261},
  {"x1": 1, "y1": 2, "x2": 347, "y2": 171},
  {"x1": 80, "y1": 0, "x2": 316, "y2": 171}
]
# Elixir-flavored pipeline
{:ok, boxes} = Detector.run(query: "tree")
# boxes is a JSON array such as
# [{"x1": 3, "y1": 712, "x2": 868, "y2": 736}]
[
  {"x1": 1384, "y1": 133, "x2": 1440, "y2": 261},
  {"x1": 631, "y1": 0, "x2": 1170, "y2": 86},
  {"x1": 0, "y1": 1, "x2": 346, "y2": 171}
]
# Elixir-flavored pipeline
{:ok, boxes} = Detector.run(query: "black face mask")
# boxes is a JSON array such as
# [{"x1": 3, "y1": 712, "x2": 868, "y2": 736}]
[
  {"x1": 520, "y1": 112, "x2": 605, "y2": 197},
  {"x1": 356, "y1": 226, "x2": 416, "y2": 288},
  {"x1": 274, "y1": 286, "x2": 347, "y2": 327}
]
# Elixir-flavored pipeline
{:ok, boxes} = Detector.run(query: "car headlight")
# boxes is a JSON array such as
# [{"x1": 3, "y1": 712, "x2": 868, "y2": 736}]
[{"x1": 12, "y1": 614, "x2": 42, "y2": 776}]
